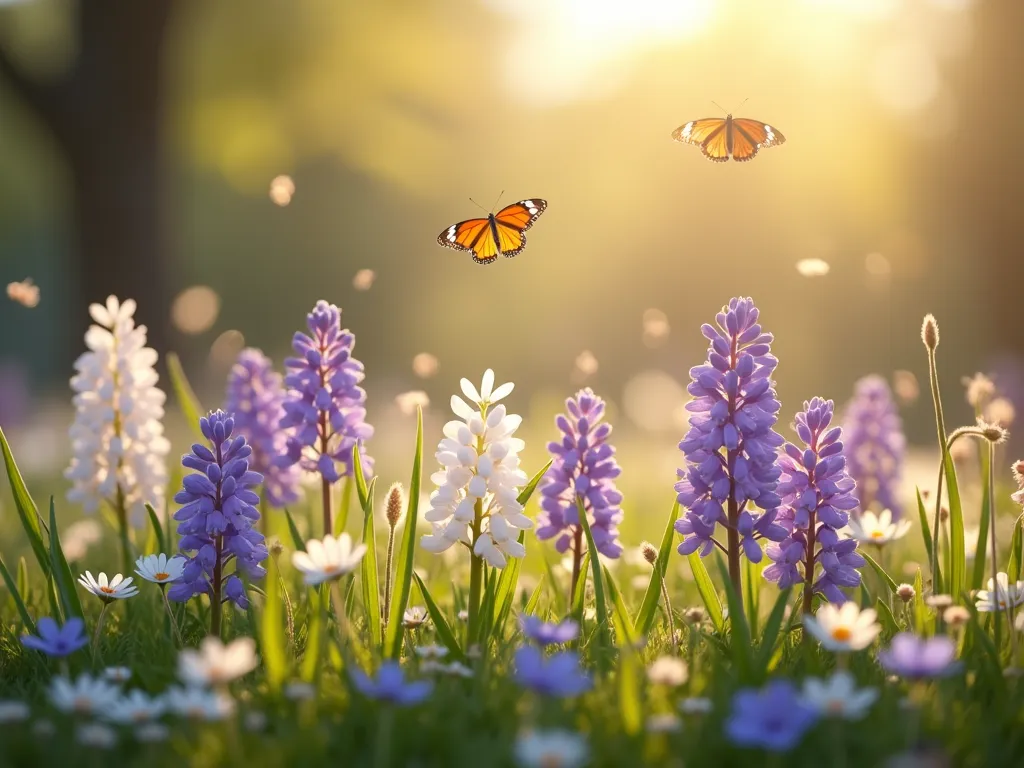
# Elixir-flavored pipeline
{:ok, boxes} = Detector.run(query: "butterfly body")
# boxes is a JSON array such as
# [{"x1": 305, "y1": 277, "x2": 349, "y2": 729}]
[
  {"x1": 438, "y1": 199, "x2": 547, "y2": 265},
  {"x1": 672, "y1": 114, "x2": 785, "y2": 162}
]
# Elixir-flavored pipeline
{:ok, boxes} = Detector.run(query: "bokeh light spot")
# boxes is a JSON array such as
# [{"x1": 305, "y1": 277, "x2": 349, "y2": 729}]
[
  {"x1": 412, "y1": 353, "x2": 439, "y2": 379},
  {"x1": 172, "y1": 286, "x2": 221, "y2": 335}
]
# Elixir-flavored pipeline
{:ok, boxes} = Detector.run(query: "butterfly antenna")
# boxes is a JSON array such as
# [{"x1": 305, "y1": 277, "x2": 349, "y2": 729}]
[
  {"x1": 736, "y1": 97, "x2": 749, "y2": 112},
  {"x1": 468, "y1": 197, "x2": 488, "y2": 213},
  {"x1": 490, "y1": 190, "x2": 505, "y2": 213},
  {"x1": 711, "y1": 101, "x2": 727, "y2": 115}
]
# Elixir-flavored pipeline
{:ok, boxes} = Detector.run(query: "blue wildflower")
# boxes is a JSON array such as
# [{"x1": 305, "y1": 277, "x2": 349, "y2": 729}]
[
  {"x1": 350, "y1": 661, "x2": 433, "y2": 705},
  {"x1": 520, "y1": 616, "x2": 579, "y2": 646},
  {"x1": 726, "y1": 680, "x2": 818, "y2": 752},
  {"x1": 21, "y1": 617, "x2": 89, "y2": 657},
  {"x1": 514, "y1": 646, "x2": 591, "y2": 697}
]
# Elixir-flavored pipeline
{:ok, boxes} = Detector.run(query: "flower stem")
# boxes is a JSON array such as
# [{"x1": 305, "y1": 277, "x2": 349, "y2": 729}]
[
  {"x1": 210, "y1": 534, "x2": 223, "y2": 639},
  {"x1": 91, "y1": 602, "x2": 109, "y2": 667},
  {"x1": 803, "y1": 505, "x2": 819, "y2": 617},
  {"x1": 569, "y1": 525, "x2": 584, "y2": 607},
  {"x1": 383, "y1": 523, "x2": 398, "y2": 632},
  {"x1": 321, "y1": 475, "x2": 332, "y2": 542},
  {"x1": 726, "y1": 496, "x2": 742, "y2": 599},
  {"x1": 925, "y1": 346, "x2": 947, "y2": 596},
  {"x1": 374, "y1": 706, "x2": 395, "y2": 768},
  {"x1": 160, "y1": 584, "x2": 183, "y2": 648},
  {"x1": 330, "y1": 577, "x2": 349, "y2": 660},
  {"x1": 113, "y1": 487, "x2": 133, "y2": 590},
  {"x1": 467, "y1": 497, "x2": 484, "y2": 642},
  {"x1": 659, "y1": 570, "x2": 676, "y2": 651}
]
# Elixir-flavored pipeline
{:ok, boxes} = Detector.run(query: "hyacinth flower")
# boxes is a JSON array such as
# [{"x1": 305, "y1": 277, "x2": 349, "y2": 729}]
[
  {"x1": 224, "y1": 348, "x2": 301, "y2": 509},
  {"x1": 764, "y1": 397, "x2": 864, "y2": 609},
  {"x1": 420, "y1": 370, "x2": 531, "y2": 635},
  {"x1": 278, "y1": 300, "x2": 374, "y2": 535},
  {"x1": 65, "y1": 296, "x2": 170, "y2": 575},
  {"x1": 842, "y1": 375, "x2": 905, "y2": 518},
  {"x1": 536, "y1": 388, "x2": 624, "y2": 599},
  {"x1": 168, "y1": 410, "x2": 268, "y2": 637},
  {"x1": 674, "y1": 297, "x2": 787, "y2": 594}
]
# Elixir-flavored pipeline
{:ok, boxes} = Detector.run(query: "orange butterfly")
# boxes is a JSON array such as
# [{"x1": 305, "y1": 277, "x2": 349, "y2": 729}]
[
  {"x1": 671, "y1": 114, "x2": 785, "y2": 162},
  {"x1": 437, "y1": 198, "x2": 547, "y2": 265}
]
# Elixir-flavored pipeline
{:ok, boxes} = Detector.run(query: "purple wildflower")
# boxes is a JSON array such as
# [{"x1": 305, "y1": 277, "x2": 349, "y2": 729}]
[
  {"x1": 520, "y1": 616, "x2": 579, "y2": 646},
  {"x1": 21, "y1": 617, "x2": 88, "y2": 657},
  {"x1": 225, "y1": 348, "x2": 301, "y2": 507},
  {"x1": 674, "y1": 298, "x2": 787, "y2": 565},
  {"x1": 278, "y1": 300, "x2": 373, "y2": 483},
  {"x1": 764, "y1": 398, "x2": 864, "y2": 604},
  {"x1": 514, "y1": 646, "x2": 591, "y2": 697},
  {"x1": 168, "y1": 410, "x2": 267, "y2": 612},
  {"x1": 879, "y1": 633, "x2": 961, "y2": 679},
  {"x1": 350, "y1": 662, "x2": 433, "y2": 705},
  {"x1": 842, "y1": 375, "x2": 905, "y2": 518},
  {"x1": 726, "y1": 680, "x2": 818, "y2": 752},
  {"x1": 537, "y1": 388, "x2": 624, "y2": 563}
]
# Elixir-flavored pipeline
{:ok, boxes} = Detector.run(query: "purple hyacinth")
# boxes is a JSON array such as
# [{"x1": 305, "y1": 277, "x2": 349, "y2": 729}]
[
  {"x1": 514, "y1": 646, "x2": 591, "y2": 697},
  {"x1": 726, "y1": 680, "x2": 818, "y2": 752},
  {"x1": 21, "y1": 617, "x2": 88, "y2": 657},
  {"x1": 537, "y1": 388, "x2": 624, "y2": 564},
  {"x1": 764, "y1": 398, "x2": 864, "y2": 605},
  {"x1": 278, "y1": 300, "x2": 374, "y2": 483},
  {"x1": 879, "y1": 633, "x2": 961, "y2": 680},
  {"x1": 842, "y1": 375, "x2": 905, "y2": 518},
  {"x1": 350, "y1": 662, "x2": 433, "y2": 705},
  {"x1": 224, "y1": 348, "x2": 301, "y2": 508},
  {"x1": 168, "y1": 411, "x2": 267, "y2": 615},
  {"x1": 520, "y1": 616, "x2": 579, "y2": 646},
  {"x1": 674, "y1": 298, "x2": 787, "y2": 570}
]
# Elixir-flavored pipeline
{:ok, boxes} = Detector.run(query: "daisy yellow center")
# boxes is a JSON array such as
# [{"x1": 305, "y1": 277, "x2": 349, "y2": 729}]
[
  {"x1": 100, "y1": 586, "x2": 116, "y2": 594},
  {"x1": 870, "y1": 530, "x2": 885, "y2": 540},
  {"x1": 154, "y1": 572, "x2": 169, "y2": 581},
  {"x1": 187, "y1": 706, "x2": 205, "y2": 719},
  {"x1": 323, "y1": 564, "x2": 341, "y2": 574},
  {"x1": 539, "y1": 755, "x2": 563, "y2": 768},
  {"x1": 830, "y1": 626, "x2": 853, "y2": 643},
  {"x1": 826, "y1": 700, "x2": 845, "y2": 714},
  {"x1": 73, "y1": 696, "x2": 93, "y2": 713},
  {"x1": 133, "y1": 711, "x2": 150, "y2": 723}
]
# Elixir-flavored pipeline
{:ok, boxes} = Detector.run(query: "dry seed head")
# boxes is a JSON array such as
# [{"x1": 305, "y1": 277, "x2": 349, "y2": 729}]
[
  {"x1": 978, "y1": 421, "x2": 1008, "y2": 444},
  {"x1": 640, "y1": 541, "x2": 659, "y2": 565},
  {"x1": 684, "y1": 607, "x2": 705, "y2": 624},
  {"x1": 921, "y1": 314, "x2": 939, "y2": 351},
  {"x1": 962, "y1": 373, "x2": 996, "y2": 410},
  {"x1": 897, "y1": 583, "x2": 916, "y2": 603},
  {"x1": 943, "y1": 606, "x2": 970, "y2": 627},
  {"x1": 385, "y1": 482, "x2": 405, "y2": 528},
  {"x1": 267, "y1": 536, "x2": 284, "y2": 558}
]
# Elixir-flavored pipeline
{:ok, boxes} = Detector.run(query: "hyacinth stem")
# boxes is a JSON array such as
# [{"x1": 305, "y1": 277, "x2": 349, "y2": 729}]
[
  {"x1": 802, "y1": 506, "x2": 819, "y2": 616},
  {"x1": 210, "y1": 535, "x2": 224, "y2": 638},
  {"x1": 160, "y1": 584, "x2": 184, "y2": 648},
  {"x1": 113, "y1": 487, "x2": 133, "y2": 591},
  {"x1": 569, "y1": 525, "x2": 584, "y2": 607},
  {"x1": 383, "y1": 524, "x2": 397, "y2": 632},
  {"x1": 91, "y1": 602, "x2": 110, "y2": 666},
  {"x1": 725, "y1": 495, "x2": 742, "y2": 599},
  {"x1": 467, "y1": 498, "x2": 484, "y2": 641},
  {"x1": 321, "y1": 475, "x2": 332, "y2": 540}
]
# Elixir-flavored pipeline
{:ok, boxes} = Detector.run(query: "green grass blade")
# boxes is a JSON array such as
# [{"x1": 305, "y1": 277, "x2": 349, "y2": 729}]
[
  {"x1": 944, "y1": 449, "x2": 967, "y2": 603},
  {"x1": 571, "y1": 552, "x2": 591, "y2": 621},
  {"x1": 48, "y1": 498, "x2": 84, "y2": 621},
  {"x1": 861, "y1": 550, "x2": 898, "y2": 595},
  {"x1": 603, "y1": 565, "x2": 638, "y2": 648},
  {"x1": 716, "y1": 557, "x2": 753, "y2": 682},
  {"x1": 517, "y1": 460, "x2": 552, "y2": 506},
  {"x1": 166, "y1": 352, "x2": 204, "y2": 437},
  {"x1": 755, "y1": 587, "x2": 792, "y2": 672},
  {"x1": 260, "y1": 555, "x2": 288, "y2": 694},
  {"x1": 542, "y1": 557, "x2": 565, "y2": 614},
  {"x1": 384, "y1": 406, "x2": 423, "y2": 659},
  {"x1": 618, "y1": 643, "x2": 643, "y2": 737},
  {"x1": 0, "y1": 554, "x2": 36, "y2": 632},
  {"x1": 1007, "y1": 519, "x2": 1023, "y2": 583},
  {"x1": 744, "y1": 558, "x2": 759, "y2": 639},
  {"x1": 687, "y1": 551, "x2": 725, "y2": 634},
  {"x1": 145, "y1": 503, "x2": 167, "y2": 556},
  {"x1": 299, "y1": 585, "x2": 324, "y2": 682},
  {"x1": 476, "y1": 566, "x2": 498, "y2": 645},
  {"x1": 524, "y1": 577, "x2": 545, "y2": 616},
  {"x1": 634, "y1": 500, "x2": 680, "y2": 636},
  {"x1": 912, "y1": 567, "x2": 927, "y2": 633},
  {"x1": 16, "y1": 556, "x2": 29, "y2": 605},
  {"x1": 0, "y1": 426, "x2": 50, "y2": 577},
  {"x1": 284, "y1": 508, "x2": 306, "y2": 552},
  {"x1": 413, "y1": 572, "x2": 465, "y2": 660},
  {"x1": 490, "y1": 531, "x2": 525, "y2": 641},
  {"x1": 357, "y1": 462, "x2": 381, "y2": 647},
  {"x1": 916, "y1": 488, "x2": 942, "y2": 593},
  {"x1": 970, "y1": 446, "x2": 992, "y2": 591},
  {"x1": 875, "y1": 596, "x2": 899, "y2": 636},
  {"x1": 577, "y1": 496, "x2": 611, "y2": 664}
]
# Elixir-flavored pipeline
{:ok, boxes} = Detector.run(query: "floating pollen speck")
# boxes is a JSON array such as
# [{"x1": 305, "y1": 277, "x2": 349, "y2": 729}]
[
  {"x1": 642, "y1": 308, "x2": 670, "y2": 348},
  {"x1": 269, "y1": 175, "x2": 295, "y2": 206},
  {"x1": 395, "y1": 390, "x2": 429, "y2": 416},
  {"x1": 6, "y1": 278, "x2": 39, "y2": 308},
  {"x1": 574, "y1": 350, "x2": 598, "y2": 376},
  {"x1": 352, "y1": 269, "x2": 376, "y2": 291},
  {"x1": 795, "y1": 258, "x2": 830, "y2": 278},
  {"x1": 412, "y1": 353, "x2": 438, "y2": 379}
]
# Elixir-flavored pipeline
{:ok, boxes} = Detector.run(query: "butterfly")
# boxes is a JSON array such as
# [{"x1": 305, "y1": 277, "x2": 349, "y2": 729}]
[
  {"x1": 437, "y1": 198, "x2": 548, "y2": 265},
  {"x1": 671, "y1": 114, "x2": 785, "y2": 162}
]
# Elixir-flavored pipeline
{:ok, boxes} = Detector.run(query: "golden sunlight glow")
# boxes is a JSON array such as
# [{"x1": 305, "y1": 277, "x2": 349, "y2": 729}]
[{"x1": 171, "y1": 286, "x2": 221, "y2": 335}]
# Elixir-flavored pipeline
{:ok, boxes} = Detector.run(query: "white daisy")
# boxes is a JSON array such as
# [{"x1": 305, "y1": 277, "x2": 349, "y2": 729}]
[
  {"x1": 646, "y1": 656, "x2": 688, "y2": 687},
  {"x1": 678, "y1": 697, "x2": 714, "y2": 715},
  {"x1": 77, "y1": 571, "x2": 139, "y2": 603},
  {"x1": 0, "y1": 700, "x2": 30, "y2": 723},
  {"x1": 801, "y1": 671, "x2": 879, "y2": 720},
  {"x1": 439, "y1": 661, "x2": 474, "y2": 678},
  {"x1": 134, "y1": 553, "x2": 186, "y2": 585},
  {"x1": 49, "y1": 674, "x2": 121, "y2": 716},
  {"x1": 804, "y1": 602, "x2": 881, "y2": 652},
  {"x1": 403, "y1": 606, "x2": 428, "y2": 629},
  {"x1": 514, "y1": 729, "x2": 589, "y2": 768},
  {"x1": 62, "y1": 519, "x2": 102, "y2": 562},
  {"x1": 177, "y1": 637, "x2": 258, "y2": 687},
  {"x1": 163, "y1": 686, "x2": 235, "y2": 721},
  {"x1": 291, "y1": 533, "x2": 367, "y2": 586},
  {"x1": 134, "y1": 722, "x2": 170, "y2": 743},
  {"x1": 77, "y1": 722, "x2": 117, "y2": 749},
  {"x1": 414, "y1": 644, "x2": 449, "y2": 660},
  {"x1": 102, "y1": 667, "x2": 132, "y2": 684},
  {"x1": 103, "y1": 690, "x2": 165, "y2": 724},
  {"x1": 975, "y1": 572, "x2": 1024, "y2": 612},
  {"x1": 645, "y1": 714, "x2": 682, "y2": 733},
  {"x1": 846, "y1": 509, "x2": 911, "y2": 546},
  {"x1": 284, "y1": 682, "x2": 316, "y2": 701}
]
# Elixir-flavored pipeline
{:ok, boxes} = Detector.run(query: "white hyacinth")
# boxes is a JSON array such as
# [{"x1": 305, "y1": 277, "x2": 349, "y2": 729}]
[
  {"x1": 420, "y1": 370, "x2": 531, "y2": 569},
  {"x1": 64, "y1": 296, "x2": 169, "y2": 524}
]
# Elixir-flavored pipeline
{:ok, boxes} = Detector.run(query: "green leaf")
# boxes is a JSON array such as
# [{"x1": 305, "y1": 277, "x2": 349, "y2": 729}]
[
  {"x1": 634, "y1": 500, "x2": 680, "y2": 637},
  {"x1": 0, "y1": 426, "x2": 50, "y2": 577},
  {"x1": 166, "y1": 352, "x2": 204, "y2": 437},
  {"x1": 577, "y1": 495, "x2": 611, "y2": 665},
  {"x1": 299, "y1": 585, "x2": 324, "y2": 682},
  {"x1": 717, "y1": 557, "x2": 753, "y2": 682},
  {"x1": 384, "y1": 407, "x2": 423, "y2": 659},
  {"x1": 517, "y1": 460, "x2": 552, "y2": 506},
  {"x1": 875, "y1": 597, "x2": 900, "y2": 635},
  {"x1": 145, "y1": 503, "x2": 167, "y2": 556},
  {"x1": 48, "y1": 498, "x2": 84, "y2": 621},
  {"x1": 755, "y1": 587, "x2": 792, "y2": 672},
  {"x1": 542, "y1": 556, "x2": 565, "y2": 615},
  {"x1": 971, "y1": 446, "x2": 992, "y2": 591},
  {"x1": 490, "y1": 531, "x2": 525, "y2": 643},
  {"x1": 356, "y1": 461, "x2": 382, "y2": 648},
  {"x1": 687, "y1": 551, "x2": 725, "y2": 635},
  {"x1": 0, "y1": 554, "x2": 35, "y2": 632},
  {"x1": 861, "y1": 550, "x2": 899, "y2": 595},
  {"x1": 618, "y1": 643, "x2": 643, "y2": 737},
  {"x1": 284, "y1": 508, "x2": 306, "y2": 552},
  {"x1": 524, "y1": 577, "x2": 545, "y2": 616},
  {"x1": 912, "y1": 567, "x2": 927, "y2": 634},
  {"x1": 413, "y1": 572, "x2": 465, "y2": 661},
  {"x1": 603, "y1": 565, "x2": 638, "y2": 648},
  {"x1": 571, "y1": 552, "x2": 591, "y2": 621},
  {"x1": 476, "y1": 566, "x2": 498, "y2": 645},
  {"x1": 743, "y1": 557, "x2": 760, "y2": 639},
  {"x1": 1008, "y1": 518, "x2": 1023, "y2": 584},
  {"x1": 944, "y1": 450, "x2": 967, "y2": 603},
  {"x1": 916, "y1": 488, "x2": 942, "y2": 594},
  {"x1": 261, "y1": 555, "x2": 288, "y2": 693},
  {"x1": 335, "y1": 476, "x2": 353, "y2": 537},
  {"x1": 16, "y1": 556, "x2": 29, "y2": 606}
]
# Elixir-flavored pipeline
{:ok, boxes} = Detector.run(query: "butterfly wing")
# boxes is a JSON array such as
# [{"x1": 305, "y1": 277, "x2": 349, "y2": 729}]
[
  {"x1": 671, "y1": 118, "x2": 730, "y2": 162},
  {"x1": 437, "y1": 217, "x2": 499, "y2": 265},
  {"x1": 731, "y1": 118, "x2": 786, "y2": 162},
  {"x1": 493, "y1": 199, "x2": 547, "y2": 258}
]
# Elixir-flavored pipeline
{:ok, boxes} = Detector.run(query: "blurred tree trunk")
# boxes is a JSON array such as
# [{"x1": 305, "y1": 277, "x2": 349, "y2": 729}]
[{"x1": 0, "y1": 0, "x2": 175, "y2": 356}]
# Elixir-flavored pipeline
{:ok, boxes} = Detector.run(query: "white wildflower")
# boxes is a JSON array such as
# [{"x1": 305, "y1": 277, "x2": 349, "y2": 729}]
[
  {"x1": 163, "y1": 686, "x2": 235, "y2": 721},
  {"x1": 0, "y1": 700, "x2": 30, "y2": 723},
  {"x1": 975, "y1": 572, "x2": 1024, "y2": 613},
  {"x1": 177, "y1": 637, "x2": 257, "y2": 687},
  {"x1": 77, "y1": 571, "x2": 138, "y2": 603},
  {"x1": 76, "y1": 722, "x2": 117, "y2": 749},
  {"x1": 291, "y1": 533, "x2": 366, "y2": 586},
  {"x1": 134, "y1": 553, "x2": 186, "y2": 585},
  {"x1": 103, "y1": 689, "x2": 165, "y2": 724},
  {"x1": 801, "y1": 671, "x2": 878, "y2": 719},
  {"x1": 49, "y1": 675, "x2": 121, "y2": 716},
  {"x1": 804, "y1": 602, "x2": 881, "y2": 652},
  {"x1": 515, "y1": 729, "x2": 588, "y2": 768},
  {"x1": 846, "y1": 509, "x2": 911, "y2": 546},
  {"x1": 62, "y1": 519, "x2": 102, "y2": 561}
]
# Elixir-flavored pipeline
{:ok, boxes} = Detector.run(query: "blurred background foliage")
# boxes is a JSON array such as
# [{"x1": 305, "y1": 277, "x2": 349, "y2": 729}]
[{"x1": 0, "y1": 0, "x2": 1021, "y2": 508}]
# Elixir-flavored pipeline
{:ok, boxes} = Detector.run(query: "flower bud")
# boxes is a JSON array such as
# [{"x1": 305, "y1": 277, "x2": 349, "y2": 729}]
[
  {"x1": 921, "y1": 314, "x2": 939, "y2": 351},
  {"x1": 897, "y1": 583, "x2": 916, "y2": 603},
  {"x1": 641, "y1": 541, "x2": 659, "y2": 565},
  {"x1": 385, "y1": 482, "x2": 405, "y2": 528},
  {"x1": 943, "y1": 606, "x2": 970, "y2": 627}
]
